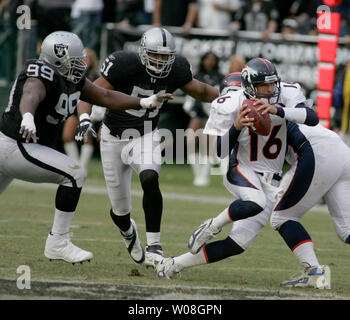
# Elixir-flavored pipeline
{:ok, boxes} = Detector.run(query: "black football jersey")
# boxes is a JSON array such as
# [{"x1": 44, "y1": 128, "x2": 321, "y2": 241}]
[
  {"x1": 100, "y1": 51, "x2": 193, "y2": 137},
  {"x1": 0, "y1": 59, "x2": 86, "y2": 147}
]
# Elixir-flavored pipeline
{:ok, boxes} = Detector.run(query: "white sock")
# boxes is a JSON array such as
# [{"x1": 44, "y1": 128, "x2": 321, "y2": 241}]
[
  {"x1": 80, "y1": 144, "x2": 94, "y2": 170},
  {"x1": 63, "y1": 142, "x2": 79, "y2": 161},
  {"x1": 174, "y1": 249, "x2": 208, "y2": 268},
  {"x1": 51, "y1": 209, "x2": 74, "y2": 235},
  {"x1": 199, "y1": 154, "x2": 210, "y2": 180},
  {"x1": 293, "y1": 241, "x2": 320, "y2": 267},
  {"x1": 188, "y1": 153, "x2": 200, "y2": 177},
  {"x1": 146, "y1": 232, "x2": 161, "y2": 247},
  {"x1": 212, "y1": 207, "x2": 232, "y2": 229}
]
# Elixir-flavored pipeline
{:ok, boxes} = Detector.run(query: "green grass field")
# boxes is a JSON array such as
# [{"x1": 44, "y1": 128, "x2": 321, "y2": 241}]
[{"x1": 0, "y1": 158, "x2": 349, "y2": 300}]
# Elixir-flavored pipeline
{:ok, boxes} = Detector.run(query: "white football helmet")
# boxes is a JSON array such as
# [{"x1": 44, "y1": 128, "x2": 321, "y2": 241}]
[
  {"x1": 139, "y1": 27, "x2": 176, "y2": 78},
  {"x1": 39, "y1": 31, "x2": 87, "y2": 84}
]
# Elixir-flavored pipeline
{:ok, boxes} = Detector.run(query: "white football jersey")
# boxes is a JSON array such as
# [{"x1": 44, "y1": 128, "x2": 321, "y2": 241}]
[{"x1": 204, "y1": 82, "x2": 308, "y2": 175}]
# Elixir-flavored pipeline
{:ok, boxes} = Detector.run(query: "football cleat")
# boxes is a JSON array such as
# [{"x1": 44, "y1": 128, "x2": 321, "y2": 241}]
[
  {"x1": 281, "y1": 264, "x2": 331, "y2": 289},
  {"x1": 120, "y1": 219, "x2": 145, "y2": 264},
  {"x1": 44, "y1": 232, "x2": 93, "y2": 264},
  {"x1": 144, "y1": 245, "x2": 164, "y2": 268},
  {"x1": 188, "y1": 218, "x2": 221, "y2": 254},
  {"x1": 156, "y1": 257, "x2": 184, "y2": 279}
]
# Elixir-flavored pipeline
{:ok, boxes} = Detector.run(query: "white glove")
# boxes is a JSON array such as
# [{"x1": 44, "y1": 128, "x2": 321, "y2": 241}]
[
  {"x1": 140, "y1": 94, "x2": 160, "y2": 109},
  {"x1": 20, "y1": 112, "x2": 38, "y2": 143},
  {"x1": 183, "y1": 95, "x2": 195, "y2": 114},
  {"x1": 90, "y1": 105, "x2": 106, "y2": 122},
  {"x1": 75, "y1": 113, "x2": 92, "y2": 142},
  {"x1": 140, "y1": 93, "x2": 173, "y2": 109}
]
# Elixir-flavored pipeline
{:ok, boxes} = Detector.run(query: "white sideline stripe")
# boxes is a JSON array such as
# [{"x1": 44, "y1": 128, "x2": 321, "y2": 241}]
[
  {"x1": 11, "y1": 180, "x2": 329, "y2": 213},
  {"x1": 0, "y1": 276, "x2": 344, "y2": 300}
]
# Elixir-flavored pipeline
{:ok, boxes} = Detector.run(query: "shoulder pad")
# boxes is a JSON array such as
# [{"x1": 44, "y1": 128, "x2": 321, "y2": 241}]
[{"x1": 211, "y1": 90, "x2": 243, "y2": 114}]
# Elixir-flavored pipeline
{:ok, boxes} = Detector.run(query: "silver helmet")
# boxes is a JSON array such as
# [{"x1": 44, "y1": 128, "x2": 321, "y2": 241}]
[
  {"x1": 39, "y1": 31, "x2": 87, "y2": 84},
  {"x1": 139, "y1": 27, "x2": 176, "y2": 78}
]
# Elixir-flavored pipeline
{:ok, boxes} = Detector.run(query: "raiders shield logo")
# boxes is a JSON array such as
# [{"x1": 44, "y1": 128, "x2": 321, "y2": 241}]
[{"x1": 54, "y1": 44, "x2": 68, "y2": 58}]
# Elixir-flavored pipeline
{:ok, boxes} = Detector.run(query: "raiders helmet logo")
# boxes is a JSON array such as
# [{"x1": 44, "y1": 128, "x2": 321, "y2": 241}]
[{"x1": 54, "y1": 44, "x2": 68, "y2": 58}]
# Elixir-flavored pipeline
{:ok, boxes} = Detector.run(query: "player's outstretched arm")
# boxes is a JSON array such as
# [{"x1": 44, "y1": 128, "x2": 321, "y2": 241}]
[
  {"x1": 80, "y1": 78, "x2": 173, "y2": 111},
  {"x1": 181, "y1": 78, "x2": 219, "y2": 103},
  {"x1": 19, "y1": 78, "x2": 46, "y2": 143},
  {"x1": 76, "y1": 78, "x2": 173, "y2": 141}
]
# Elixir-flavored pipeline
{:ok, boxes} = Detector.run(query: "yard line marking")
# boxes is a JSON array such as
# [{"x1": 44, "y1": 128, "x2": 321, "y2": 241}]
[
  {"x1": 0, "y1": 276, "x2": 345, "y2": 300},
  {"x1": 11, "y1": 180, "x2": 329, "y2": 213}
]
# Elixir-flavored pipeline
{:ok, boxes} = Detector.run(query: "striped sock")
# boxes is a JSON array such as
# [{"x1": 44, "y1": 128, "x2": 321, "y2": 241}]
[{"x1": 279, "y1": 220, "x2": 319, "y2": 267}]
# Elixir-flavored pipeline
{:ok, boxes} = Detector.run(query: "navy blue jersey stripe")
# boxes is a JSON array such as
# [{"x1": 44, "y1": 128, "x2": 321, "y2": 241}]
[
  {"x1": 17, "y1": 142, "x2": 78, "y2": 189},
  {"x1": 274, "y1": 141, "x2": 314, "y2": 211},
  {"x1": 226, "y1": 164, "x2": 259, "y2": 190}
]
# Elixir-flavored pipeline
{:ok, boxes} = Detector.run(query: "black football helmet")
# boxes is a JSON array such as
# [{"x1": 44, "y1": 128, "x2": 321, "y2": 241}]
[
  {"x1": 241, "y1": 58, "x2": 281, "y2": 104},
  {"x1": 220, "y1": 72, "x2": 242, "y2": 95}
]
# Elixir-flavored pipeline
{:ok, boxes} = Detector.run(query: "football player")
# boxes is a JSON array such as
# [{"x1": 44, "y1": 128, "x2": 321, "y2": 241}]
[
  {"x1": 0, "y1": 31, "x2": 171, "y2": 264},
  {"x1": 269, "y1": 122, "x2": 350, "y2": 289},
  {"x1": 77, "y1": 27, "x2": 219, "y2": 268},
  {"x1": 156, "y1": 58, "x2": 320, "y2": 281}
]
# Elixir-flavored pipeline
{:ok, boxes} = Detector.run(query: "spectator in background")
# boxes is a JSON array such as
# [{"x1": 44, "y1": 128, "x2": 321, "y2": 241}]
[
  {"x1": 332, "y1": 60, "x2": 350, "y2": 147},
  {"x1": 228, "y1": 55, "x2": 245, "y2": 73},
  {"x1": 153, "y1": 0, "x2": 198, "y2": 36},
  {"x1": 289, "y1": 0, "x2": 320, "y2": 35},
  {"x1": 197, "y1": 0, "x2": 241, "y2": 30},
  {"x1": 183, "y1": 52, "x2": 223, "y2": 186},
  {"x1": 36, "y1": 0, "x2": 74, "y2": 42},
  {"x1": 71, "y1": 0, "x2": 104, "y2": 48},
  {"x1": 231, "y1": 0, "x2": 279, "y2": 40},
  {"x1": 102, "y1": 0, "x2": 118, "y2": 23},
  {"x1": 331, "y1": 0, "x2": 350, "y2": 42},
  {"x1": 281, "y1": 17, "x2": 299, "y2": 39},
  {"x1": 117, "y1": 0, "x2": 153, "y2": 26},
  {"x1": 143, "y1": 0, "x2": 155, "y2": 25},
  {"x1": 274, "y1": 0, "x2": 296, "y2": 30},
  {"x1": 62, "y1": 48, "x2": 103, "y2": 172}
]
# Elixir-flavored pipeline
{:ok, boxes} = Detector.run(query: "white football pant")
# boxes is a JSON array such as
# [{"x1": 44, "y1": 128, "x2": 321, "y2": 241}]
[
  {"x1": 0, "y1": 132, "x2": 85, "y2": 194},
  {"x1": 99, "y1": 124, "x2": 161, "y2": 216}
]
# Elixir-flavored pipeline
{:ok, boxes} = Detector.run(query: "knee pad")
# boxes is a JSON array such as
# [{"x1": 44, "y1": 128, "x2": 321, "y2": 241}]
[
  {"x1": 228, "y1": 199, "x2": 264, "y2": 221},
  {"x1": 345, "y1": 235, "x2": 350, "y2": 244},
  {"x1": 61, "y1": 164, "x2": 86, "y2": 189},
  {"x1": 139, "y1": 169, "x2": 159, "y2": 191}
]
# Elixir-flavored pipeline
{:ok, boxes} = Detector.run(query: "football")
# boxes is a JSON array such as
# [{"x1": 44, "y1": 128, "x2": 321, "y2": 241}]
[{"x1": 243, "y1": 99, "x2": 271, "y2": 136}]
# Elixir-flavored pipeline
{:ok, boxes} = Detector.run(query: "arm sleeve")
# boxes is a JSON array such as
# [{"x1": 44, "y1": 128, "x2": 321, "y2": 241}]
[
  {"x1": 275, "y1": 102, "x2": 319, "y2": 126},
  {"x1": 216, "y1": 125, "x2": 241, "y2": 158},
  {"x1": 277, "y1": 83, "x2": 319, "y2": 126}
]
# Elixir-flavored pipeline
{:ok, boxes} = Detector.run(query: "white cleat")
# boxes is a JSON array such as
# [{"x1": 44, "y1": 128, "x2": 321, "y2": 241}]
[
  {"x1": 281, "y1": 264, "x2": 331, "y2": 289},
  {"x1": 144, "y1": 245, "x2": 164, "y2": 268},
  {"x1": 156, "y1": 258, "x2": 184, "y2": 279},
  {"x1": 44, "y1": 232, "x2": 93, "y2": 264},
  {"x1": 120, "y1": 219, "x2": 145, "y2": 264},
  {"x1": 188, "y1": 218, "x2": 221, "y2": 254}
]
